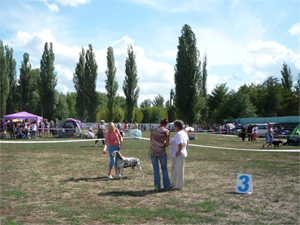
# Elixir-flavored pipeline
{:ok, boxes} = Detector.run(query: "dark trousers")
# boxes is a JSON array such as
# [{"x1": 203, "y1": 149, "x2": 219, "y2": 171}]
[
  {"x1": 283, "y1": 139, "x2": 296, "y2": 145},
  {"x1": 248, "y1": 133, "x2": 253, "y2": 141},
  {"x1": 241, "y1": 134, "x2": 246, "y2": 141},
  {"x1": 95, "y1": 139, "x2": 105, "y2": 145}
]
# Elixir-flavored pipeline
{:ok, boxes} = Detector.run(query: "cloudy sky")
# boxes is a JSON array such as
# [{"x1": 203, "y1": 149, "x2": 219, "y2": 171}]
[{"x1": 1, "y1": 0, "x2": 299, "y2": 105}]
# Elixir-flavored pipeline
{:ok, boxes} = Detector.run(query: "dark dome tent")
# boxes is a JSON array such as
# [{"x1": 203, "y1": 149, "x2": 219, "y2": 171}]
[{"x1": 56, "y1": 118, "x2": 82, "y2": 138}]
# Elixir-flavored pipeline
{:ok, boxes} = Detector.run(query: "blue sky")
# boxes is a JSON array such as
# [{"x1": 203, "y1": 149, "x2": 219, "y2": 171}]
[{"x1": 1, "y1": 0, "x2": 299, "y2": 104}]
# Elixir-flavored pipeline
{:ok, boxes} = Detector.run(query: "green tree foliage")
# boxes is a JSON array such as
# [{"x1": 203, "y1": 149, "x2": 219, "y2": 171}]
[
  {"x1": 262, "y1": 76, "x2": 282, "y2": 117},
  {"x1": 0, "y1": 40, "x2": 8, "y2": 118},
  {"x1": 174, "y1": 24, "x2": 204, "y2": 125},
  {"x1": 39, "y1": 42, "x2": 57, "y2": 120},
  {"x1": 116, "y1": 96, "x2": 126, "y2": 109},
  {"x1": 95, "y1": 92, "x2": 108, "y2": 122},
  {"x1": 281, "y1": 62, "x2": 293, "y2": 92},
  {"x1": 113, "y1": 107, "x2": 125, "y2": 123},
  {"x1": 215, "y1": 91, "x2": 256, "y2": 119},
  {"x1": 27, "y1": 68, "x2": 41, "y2": 115},
  {"x1": 152, "y1": 94, "x2": 164, "y2": 108},
  {"x1": 66, "y1": 92, "x2": 77, "y2": 119},
  {"x1": 165, "y1": 100, "x2": 170, "y2": 107},
  {"x1": 84, "y1": 44, "x2": 98, "y2": 122},
  {"x1": 20, "y1": 53, "x2": 35, "y2": 112},
  {"x1": 141, "y1": 106, "x2": 152, "y2": 123},
  {"x1": 149, "y1": 107, "x2": 167, "y2": 123},
  {"x1": 294, "y1": 73, "x2": 300, "y2": 95},
  {"x1": 280, "y1": 92, "x2": 300, "y2": 116},
  {"x1": 123, "y1": 44, "x2": 140, "y2": 122},
  {"x1": 201, "y1": 52, "x2": 208, "y2": 123},
  {"x1": 73, "y1": 47, "x2": 86, "y2": 121},
  {"x1": 140, "y1": 99, "x2": 152, "y2": 108},
  {"x1": 54, "y1": 92, "x2": 69, "y2": 120},
  {"x1": 105, "y1": 47, "x2": 118, "y2": 122},
  {"x1": 167, "y1": 105, "x2": 177, "y2": 122},
  {"x1": 170, "y1": 89, "x2": 175, "y2": 106},
  {"x1": 5, "y1": 45, "x2": 17, "y2": 115},
  {"x1": 133, "y1": 108, "x2": 144, "y2": 123},
  {"x1": 207, "y1": 83, "x2": 229, "y2": 118},
  {"x1": 96, "y1": 108, "x2": 108, "y2": 122}
]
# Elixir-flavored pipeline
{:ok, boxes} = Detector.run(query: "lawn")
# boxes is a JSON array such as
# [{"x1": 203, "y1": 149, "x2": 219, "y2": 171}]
[{"x1": 0, "y1": 132, "x2": 299, "y2": 224}]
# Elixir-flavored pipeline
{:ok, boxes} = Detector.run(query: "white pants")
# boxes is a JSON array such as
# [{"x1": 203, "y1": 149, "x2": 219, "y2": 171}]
[{"x1": 171, "y1": 154, "x2": 185, "y2": 189}]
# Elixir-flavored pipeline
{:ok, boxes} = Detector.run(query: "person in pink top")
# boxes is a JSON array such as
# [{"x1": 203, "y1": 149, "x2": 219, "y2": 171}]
[
  {"x1": 124, "y1": 122, "x2": 129, "y2": 130},
  {"x1": 103, "y1": 122, "x2": 123, "y2": 179}
]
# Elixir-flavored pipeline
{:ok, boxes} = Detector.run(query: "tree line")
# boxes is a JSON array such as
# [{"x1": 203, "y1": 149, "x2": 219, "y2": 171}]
[{"x1": 1, "y1": 24, "x2": 299, "y2": 125}]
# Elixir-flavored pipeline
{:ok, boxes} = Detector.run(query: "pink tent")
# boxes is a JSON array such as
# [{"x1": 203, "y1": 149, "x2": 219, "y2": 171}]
[{"x1": 2, "y1": 111, "x2": 44, "y2": 133}]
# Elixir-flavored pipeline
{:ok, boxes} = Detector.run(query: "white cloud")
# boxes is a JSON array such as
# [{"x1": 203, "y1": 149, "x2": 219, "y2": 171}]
[
  {"x1": 289, "y1": 22, "x2": 300, "y2": 41},
  {"x1": 289, "y1": 22, "x2": 300, "y2": 35},
  {"x1": 56, "y1": 83, "x2": 69, "y2": 94},
  {"x1": 243, "y1": 40, "x2": 300, "y2": 83},
  {"x1": 8, "y1": 29, "x2": 82, "y2": 70},
  {"x1": 207, "y1": 74, "x2": 220, "y2": 94},
  {"x1": 224, "y1": 74, "x2": 240, "y2": 80},
  {"x1": 10, "y1": 30, "x2": 175, "y2": 102},
  {"x1": 99, "y1": 36, "x2": 175, "y2": 103},
  {"x1": 46, "y1": 3, "x2": 59, "y2": 12},
  {"x1": 56, "y1": 65, "x2": 73, "y2": 81},
  {"x1": 158, "y1": 50, "x2": 177, "y2": 62},
  {"x1": 43, "y1": 0, "x2": 90, "y2": 7},
  {"x1": 9, "y1": 29, "x2": 54, "y2": 55}
]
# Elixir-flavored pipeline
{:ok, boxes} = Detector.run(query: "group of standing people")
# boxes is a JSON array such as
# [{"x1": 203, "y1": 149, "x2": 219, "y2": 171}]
[
  {"x1": 2, "y1": 120, "x2": 38, "y2": 139},
  {"x1": 240, "y1": 123, "x2": 258, "y2": 143},
  {"x1": 98, "y1": 118, "x2": 189, "y2": 191},
  {"x1": 149, "y1": 118, "x2": 189, "y2": 191}
]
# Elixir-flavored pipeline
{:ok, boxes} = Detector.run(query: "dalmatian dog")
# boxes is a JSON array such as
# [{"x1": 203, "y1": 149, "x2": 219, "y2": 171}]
[{"x1": 111, "y1": 151, "x2": 144, "y2": 179}]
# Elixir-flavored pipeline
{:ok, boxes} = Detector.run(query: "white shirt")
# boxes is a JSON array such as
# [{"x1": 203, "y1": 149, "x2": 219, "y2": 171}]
[
  {"x1": 30, "y1": 124, "x2": 36, "y2": 131},
  {"x1": 170, "y1": 130, "x2": 189, "y2": 158},
  {"x1": 252, "y1": 127, "x2": 258, "y2": 134}
]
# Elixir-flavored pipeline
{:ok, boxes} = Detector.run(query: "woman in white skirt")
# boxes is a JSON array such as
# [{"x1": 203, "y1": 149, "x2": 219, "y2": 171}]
[{"x1": 170, "y1": 120, "x2": 189, "y2": 190}]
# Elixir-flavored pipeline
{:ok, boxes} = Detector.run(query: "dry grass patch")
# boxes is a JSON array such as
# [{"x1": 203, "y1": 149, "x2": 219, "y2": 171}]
[{"x1": 1, "y1": 132, "x2": 299, "y2": 224}]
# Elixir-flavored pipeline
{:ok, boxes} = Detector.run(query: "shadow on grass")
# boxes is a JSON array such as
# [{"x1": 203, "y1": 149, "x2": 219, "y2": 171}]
[
  {"x1": 226, "y1": 191, "x2": 248, "y2": 195},
  {"x1": 62, "y1": 176, "x2": 129, "y2": 182},
  {"x1": 98, "y1": 189, "x2": 171, "y2": 197}
]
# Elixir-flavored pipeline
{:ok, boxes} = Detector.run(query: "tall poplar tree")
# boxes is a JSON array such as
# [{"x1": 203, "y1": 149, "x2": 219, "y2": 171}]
[
  {"x1": 39, "y1": 42, "x2": 57, "y2": 119},
  {"x1": 174, "y1": 24, "x2": 204, "y2": 125},
  {"x1": 281, "y1": 62, "x2": 293, "y2": 92},
  {"x1": 5, "y1": 45, "x2": 17, "y2": 114},
  {"x1": 201, "y1": 53, "x2": 207, "y2": 124},
  {"x1": 84, "y1": 44, "x2": 98, "y2": 122},
  {"x1": 105, "y1": 46, "x2": 118, "y2": 122},
  {"x1": 0, "y1": 40, "x2": 8, "y2": 118},
  {"x1": 73, "y1": 47, "x2": 86, "y2": 121},
  {"x1": 20, "y1": 53, "x2": 34, "y2": 112},
  {"x1": 123, "y1": 44, "x2": 139, "y2": 122}
]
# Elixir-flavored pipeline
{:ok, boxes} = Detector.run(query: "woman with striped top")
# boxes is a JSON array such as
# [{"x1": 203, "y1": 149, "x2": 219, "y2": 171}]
[{"x1": 149, "y1": 118, "x2": 170, "y2": 191}]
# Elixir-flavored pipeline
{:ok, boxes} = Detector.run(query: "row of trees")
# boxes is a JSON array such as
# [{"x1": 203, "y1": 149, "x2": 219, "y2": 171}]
[
  {"x1": 1, "y1": 24, "x2": 299, "y2": 125},
  {"x1": 1, "y1": 41, "x2": 57, "y2": 120}
]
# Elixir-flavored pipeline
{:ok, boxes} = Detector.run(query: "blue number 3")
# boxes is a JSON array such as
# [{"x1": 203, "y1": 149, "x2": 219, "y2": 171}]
[{"x1": 238, "y1": 175, "x2": 249, "y2": 192}]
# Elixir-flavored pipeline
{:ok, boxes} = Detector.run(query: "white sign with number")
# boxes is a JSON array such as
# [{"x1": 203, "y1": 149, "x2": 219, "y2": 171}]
[{"x1": 235, "y1": 174, "x2": 253, "y2": 194}]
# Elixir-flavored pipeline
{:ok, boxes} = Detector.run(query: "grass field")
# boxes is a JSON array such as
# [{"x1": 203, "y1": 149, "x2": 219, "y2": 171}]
[{"x1": 0, "y1": 132, "x2": 299, "y2": 224}]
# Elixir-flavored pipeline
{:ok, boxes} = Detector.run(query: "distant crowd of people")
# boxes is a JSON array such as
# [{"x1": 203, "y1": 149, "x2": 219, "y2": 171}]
[
  {"x1": 240, "y1": 123, "x2": 299, "y2": 148},
  {"x1": 0, "y1": 118, "x2": 57, "y2": 139}
]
